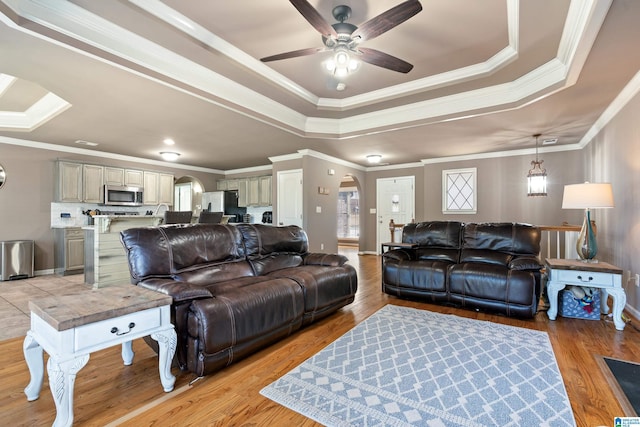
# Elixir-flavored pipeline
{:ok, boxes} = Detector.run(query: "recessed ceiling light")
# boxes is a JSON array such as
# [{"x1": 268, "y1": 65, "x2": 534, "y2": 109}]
[
  {"x1": 336, "y1": 83, "x2": 346, "y2": 91},
  {"x1": 163, "y1": 138, "x2": 175, "y2": 145},
  {"x1": 75, "y1": 140, "x2": 99, "y2": 146},
  {"x1": 366, "y1": 154, "x2": 382, "y2": 164},
  {"x1": 160, "y1": 151, "x2": 180, "y2": 161}
]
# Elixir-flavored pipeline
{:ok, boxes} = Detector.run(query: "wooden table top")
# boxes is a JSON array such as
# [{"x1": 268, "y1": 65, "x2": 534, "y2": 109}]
[
  {"x1": 545, "y1": 258, "x2": 623, "y2": 275},
  {"x1": 29, "y1": 285, "x2": 172, "y2": 331}
]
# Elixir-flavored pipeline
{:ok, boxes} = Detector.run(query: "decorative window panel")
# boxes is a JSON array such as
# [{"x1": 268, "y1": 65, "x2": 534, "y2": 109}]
[{"x1": 442, "y1": 168, "x2": 477, "y2": 214}]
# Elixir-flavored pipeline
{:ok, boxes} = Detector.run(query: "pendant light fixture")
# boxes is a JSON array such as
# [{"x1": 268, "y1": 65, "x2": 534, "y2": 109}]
[{"x1": 527, "y1": 134, "x2": 547, "y2": 197}]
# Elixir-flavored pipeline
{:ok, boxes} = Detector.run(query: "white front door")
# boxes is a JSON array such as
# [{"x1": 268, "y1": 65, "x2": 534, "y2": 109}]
[
  {"x1": 376, "y1": 176, "x2": 415, "y2": 253},
  {"x1": 277, "y1": 169, "x2": 303, "y2": 227}
]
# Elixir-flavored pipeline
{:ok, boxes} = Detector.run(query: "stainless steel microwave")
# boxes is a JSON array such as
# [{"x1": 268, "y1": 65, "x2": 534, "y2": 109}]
[{"x1": 102, "y1": 185, "x2": 144, "y2": 206}]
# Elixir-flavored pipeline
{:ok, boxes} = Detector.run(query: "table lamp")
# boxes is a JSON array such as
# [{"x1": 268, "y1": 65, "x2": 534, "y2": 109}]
[{"x1": 561, "y1": 182, "x2": 614, "y2": 261}]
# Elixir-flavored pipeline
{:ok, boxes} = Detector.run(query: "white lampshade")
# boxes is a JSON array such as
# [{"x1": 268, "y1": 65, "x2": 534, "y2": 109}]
[{"x1": 562, "y1": 182, "x2": 614, "y2": 209}]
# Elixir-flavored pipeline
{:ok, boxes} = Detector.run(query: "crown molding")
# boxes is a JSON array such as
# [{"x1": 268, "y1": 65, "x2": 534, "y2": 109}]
[
  {"x1": 421, "y1": 143, "x2": 583, "y2": 165},
  {"x1": 0, "y1": 0, "x2": 612, "y2": 140},
  {"x1": 0, "y1": 92, "x2": 71, "y2": 131},
  {"x1": 0, "y1": 135, "x2": 225, "y2": 173},
  {"x1": 579, "y1": 68, "x2": 640, "y2": 148},
  {"x1": 0, "y1": 73, "x2": 17, "y2": 96}
]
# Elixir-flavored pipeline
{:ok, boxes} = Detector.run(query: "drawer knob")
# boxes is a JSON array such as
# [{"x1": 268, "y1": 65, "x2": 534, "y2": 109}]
[
  {"x1": 110, "y1": 322, "x2": 136, "y2": 336},
  {"x1": 576, "y1": 275, "x2": 593, "y2": 282}
]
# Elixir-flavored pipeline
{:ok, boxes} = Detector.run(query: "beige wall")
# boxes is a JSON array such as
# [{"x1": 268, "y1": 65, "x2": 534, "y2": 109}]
[
  {"x1": 421, "y1": 151, "x2": 584, "y2": 225},
  {"x1": 584, "y1": 90, "x2": 640, "y2": 315},
  {"x1": 0, "y1": 143, "x2": 221, "y2": 272}
]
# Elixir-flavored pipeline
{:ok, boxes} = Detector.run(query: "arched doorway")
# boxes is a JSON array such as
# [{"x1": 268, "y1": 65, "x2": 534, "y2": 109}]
[
  {"x1": 174, "y1": 175, "x2": 204, "y2": 213},
  {"x1": 337, "y1": 175, "x2": 360, "y2": 248}
]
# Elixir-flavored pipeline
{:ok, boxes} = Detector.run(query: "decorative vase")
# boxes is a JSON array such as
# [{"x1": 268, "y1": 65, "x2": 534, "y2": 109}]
[{"x1": 576, "y1": 209, "x2": 597, "y2": 260}]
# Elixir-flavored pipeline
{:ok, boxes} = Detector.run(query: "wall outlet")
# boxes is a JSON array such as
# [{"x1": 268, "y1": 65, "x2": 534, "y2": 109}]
[
  {"x1": 320, "y1": 243, "x2": 324, "y2": 250},
  {"x1": 635, "y1": 273, "x2": 640, "y2": 287}
]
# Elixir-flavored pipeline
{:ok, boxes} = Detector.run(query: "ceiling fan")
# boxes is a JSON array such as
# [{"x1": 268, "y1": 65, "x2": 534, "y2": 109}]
[{"x1": 260, "y1": 0, "x2": 423, "y2": 74}]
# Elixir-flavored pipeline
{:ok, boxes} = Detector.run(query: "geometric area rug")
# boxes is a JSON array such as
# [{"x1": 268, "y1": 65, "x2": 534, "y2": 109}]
[{"x1": 261, "y1": 305, "x2": 576, "y2": 426}]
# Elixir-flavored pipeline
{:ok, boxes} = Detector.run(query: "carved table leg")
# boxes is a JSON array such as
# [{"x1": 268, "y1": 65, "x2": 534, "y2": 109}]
[
  {"x1": 151, "y1": 328, "x2": 177, "y2": 392},
  {"x1": 546, "y1": 281, "x2": 566, "y2": 321},
  {"x1": 23, "y1": 331, "x2": 44, "y2": 401},
  {"x1": 605, "y1": 288, "x2": 627, "y2": 330},
  {"x1": 47, "y1": 354, "x2": 90, "y2": 427},
  {"x1": 122, "y1": 341, "x2": 134, "y2": 366}
]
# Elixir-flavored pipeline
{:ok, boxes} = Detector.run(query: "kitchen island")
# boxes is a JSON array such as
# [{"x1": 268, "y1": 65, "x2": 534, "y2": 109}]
[{"x1": 84, "y1": 215, "x2": 162, "y2": 288}]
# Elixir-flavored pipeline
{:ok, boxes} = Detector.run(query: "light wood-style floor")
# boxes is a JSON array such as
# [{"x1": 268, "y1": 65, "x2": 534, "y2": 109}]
[{"x1": 1, "y1": 248, "x2": 639, "y2": 426}]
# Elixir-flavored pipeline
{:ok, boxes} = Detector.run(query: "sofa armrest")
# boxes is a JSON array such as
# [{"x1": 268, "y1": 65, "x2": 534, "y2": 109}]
[
  {"x1": 508, "y1": 256, "x2": 542, "y2": 271},
  {"x1": 303, "y1": 253, "x2": 348, "y2": 267},
  {"x1": 382, "y1": 249, "x2": 414, "y2": 261},
  {"x1": 138, "y1": 278, "x2": 213, "y2": 303}
]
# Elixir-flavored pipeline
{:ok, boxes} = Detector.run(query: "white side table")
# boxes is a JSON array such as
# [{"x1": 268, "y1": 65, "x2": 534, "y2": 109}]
[
  {"x1": 545, "y1": 258, "x2": 626, "y2": 330},
  {"x1": 23, "y1": 285, "x2": 177, "y2": 427}
]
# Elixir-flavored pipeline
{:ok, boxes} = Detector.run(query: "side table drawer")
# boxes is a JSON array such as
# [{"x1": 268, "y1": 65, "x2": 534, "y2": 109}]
[
  {"x1": 555, "y1": 269, "x2": 616, "y2": 287},
  {"x1": 74, "y1": 307, "x2": 162, "y2": 352}
]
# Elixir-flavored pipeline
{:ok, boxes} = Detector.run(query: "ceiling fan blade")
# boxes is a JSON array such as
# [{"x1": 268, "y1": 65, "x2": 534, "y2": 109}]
[
  {"x1": 260, "y1": 47, "x2": 324, "y2": 62},
  {"x1": 352, "y1": 0, "x2": 422, "y2": 43},
  {"x1": 358, "y1": 47, "x2": 414, "y2": 73},
  {"x1": 289, "y1": 0, "x2": 338, "y2": 39}
]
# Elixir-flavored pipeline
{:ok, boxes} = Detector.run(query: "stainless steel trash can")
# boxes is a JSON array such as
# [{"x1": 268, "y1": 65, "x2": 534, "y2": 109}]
[{"x1": 0, "y1": 240, "x2": 34, "y2": 281}]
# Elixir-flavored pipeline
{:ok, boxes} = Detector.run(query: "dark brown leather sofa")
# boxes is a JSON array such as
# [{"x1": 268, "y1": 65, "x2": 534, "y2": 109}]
[
  {"x1": 382, "y1": 221, "x2": 542, "y2": 318},
  {"x1": 120, "y1": 223, "x2": 357, "y2": 376}
]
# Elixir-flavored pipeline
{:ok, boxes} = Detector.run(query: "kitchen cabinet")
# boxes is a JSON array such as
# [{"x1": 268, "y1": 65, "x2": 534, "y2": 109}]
[
  {"x1": 158, "y1": 173, "x2": 174, "y2": 205},
  {"x1": 226, "y1": 179, "x2": 239, "y2": 190},
  {"x1": 54, "y1": 227, "x2": 84, "y2": 275},
  {"x1": 247, "y1": 177, "x2": 260, "y2": 206},
  {"x1": 125, "y1": 169, "x2": 144, "y2": 187},
  {"x1": 82, "y1": 164, "x2": 103, "y2": 203},
  {"x1": 143, "y1": 171, "x2": 174, "y2": 205},
  {"x1": 56, "y1": 161, "x2": 83, "y2": 202},
  {"x1": 259, "y1": 175, "x2": 272, "y2": 205},
  {"x1": 143, "y1": 171, "x2": 159, "y2": 205},
  {"x1": 216, "y1": 180, "x2": 228, "y2": 191},
  {"x1": 104, "y1": 167, "x2": 124, "y2": 186},
  {"x1": 224, "y1": 175, "x2": 272, "y2": 207},
  {"x1": 237, "y1": 178, "x2": 248, "y2": 207}
]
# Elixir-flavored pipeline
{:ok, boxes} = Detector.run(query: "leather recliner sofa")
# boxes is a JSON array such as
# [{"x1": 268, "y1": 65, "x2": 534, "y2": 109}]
[
  {"x1": 382, "y1": 221, "x2": 542, "y2": 318},
  {"x1": 120, "y1": 223, "x2": 357, "y2": 376}
]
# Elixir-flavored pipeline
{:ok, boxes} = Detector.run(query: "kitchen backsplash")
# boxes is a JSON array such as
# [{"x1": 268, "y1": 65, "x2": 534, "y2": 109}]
[
  {"x1": 51, "y1": 203, "x2": 273, "y2": 227},
  {"x1": 50, "y1": 202, "x2": 144, "y2": 228}
]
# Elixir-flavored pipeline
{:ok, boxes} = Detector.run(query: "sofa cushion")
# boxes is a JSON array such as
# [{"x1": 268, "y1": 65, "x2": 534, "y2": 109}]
[
  {"x1": 383, "y1": 259, "x2": 451, "y2": 293},
  {"x1": 448, "y1": 263, "x2": 537, "y2": 307},
  {"x1": 186, "y1": 276, "x2": 305, "y2": 375},
  {"x1": 416, "y1": 248, "x2": 459, "y2": 263},
  {"x1": 120, "y1": 224, "x2": 247, "y2": 280},
  {"x1": 462, "y1": 222, "x2": 540, "y2": 255},
  {"x1": 267, "y1": 264, "x2": 357, "y2": 323},
  {"x1": 459, "y1": 249, "x2": 513, "y2": 266},
  {"x1": 402, "y1": 221, "x2": 463, "y2": 248},
  {"x1": 237, "y1": 224, "x2": 308, "y2": 275}
]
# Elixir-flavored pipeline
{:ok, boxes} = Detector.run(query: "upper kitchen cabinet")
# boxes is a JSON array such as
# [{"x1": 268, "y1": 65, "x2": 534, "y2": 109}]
[
  {"x1": 235, "y1": 175, "x2": 272, "y2": 207},
  {"x1": 143, "y1": 171, "x2": 159, "y2": 205},
  {"x1": 125, "y1": 169, "x2": 144, "y2": 187},
  {"x1": 259, "y1": 175, "x2": 272, "y2": 206},
  {"x1": 56, "y1": 161, "x2": 83, "y2": 202},
  {"x1": 104, "y1": 167, "x2": 124, "y2": 186},
  {"x1": 143, "y1": 171, "x2": 174, "y2": 205},
  {"x1": 82, "y1": 164, "x2": 104, "y2": 203},
  {"x1": 158, "y1": 173, "x2": 174, "y2": 205}
]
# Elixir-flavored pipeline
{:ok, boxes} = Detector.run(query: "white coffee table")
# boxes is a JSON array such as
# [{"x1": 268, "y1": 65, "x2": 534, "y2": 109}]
[{"x1": 23, "y1": 285, "x2": 176, "y2": 427}]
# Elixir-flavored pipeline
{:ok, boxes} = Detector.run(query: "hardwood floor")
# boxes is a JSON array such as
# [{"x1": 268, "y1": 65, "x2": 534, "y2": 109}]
[{"x1": 1, "y1": 248, "x2": 638, "y2": 426}]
